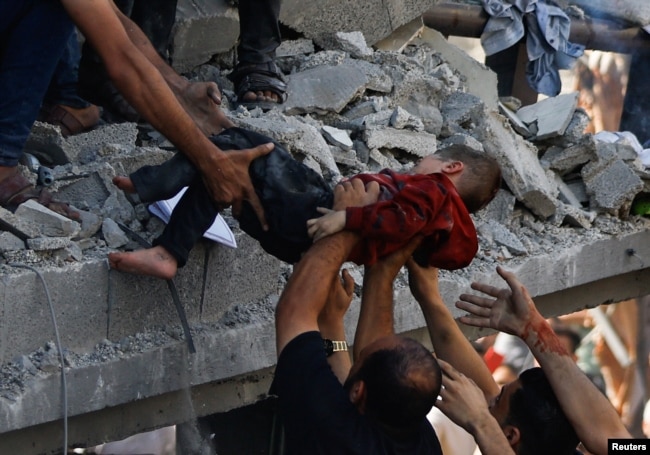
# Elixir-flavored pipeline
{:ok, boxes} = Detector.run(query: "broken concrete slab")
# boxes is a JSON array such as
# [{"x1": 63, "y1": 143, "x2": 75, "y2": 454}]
[
  {"x1": 582, "y1": 159, "x2": 645, "y2": 217},
  {"x1": 478, "y1": 219, "x2": 528, "y2": 256},
  {"x1": 280, "y1": 0, "x2": 436, "y2": 47},
  {"x1": 282, "y1": 63, "x2": 368, "y2": 115},
  {"x1": 0, "y1": 232, "x2": 25, "y2": 253},
  {"x1": 517, "y1": 92, "x2": 580, "y2": 141},
  {"x1": 375, "y1": 17, "x2": 424, "y2": 52},
  {"x1": 473, "y1": 112, "x2": 559, "y2": 218},
  {"x1": 234, "y1": 115, "x2": 342, "y2": 180},
  {"x1": 171, "y1": 0, "x2": 239, "y2": 72},
  {"x1": 14, "y1": 200, "x2": 81, "y2": 238},
  {"x1": 321, "y1": 126, "x2": 353, "y2": 151},
  {"x1": 0, "y1": 207, "x2": 42, "y2": 240},
  {"x1": 364, "y1": 127, "x2": 437, "y2": 157},
  {"x1": 416, "y1": 27, "x2": 499, "y2": 111},
  {"x1": 26, "y1": 236, "x2": 71, "y2": 252},
  {"x1": 328, "y1": 31, "x2": 374, "y2": 59},
  {"x1": 542, "y1": 135, "x2": 596, "y2": 175},
  {"x1": 102, "y1": 219, "x2": 129, "y2": 249},
  {"x1": 391, "y1": 106, "x2": 424, "y2": 131}
]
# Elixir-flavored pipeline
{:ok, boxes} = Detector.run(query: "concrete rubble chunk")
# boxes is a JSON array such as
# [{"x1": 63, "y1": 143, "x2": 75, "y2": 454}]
[
  {"x1": 171, "y1": 0, "x2": 239, "y2": 72},
  {"x1": 329, "y1": 31, "x2": 374, "y2": 58},
  {"x1": 439, "y1": 134, "x2": 484, "y2": 153},
  {"x1": 551, "y1": 203, "x2": 596, "y2": 229},
  {"x1": 364, "y1": 127, "x2": 437, "y2": 158},
  {"x1": 441, "y1": 92, "x2": 487, "y2": 132},
  {"x1": 0, "y1": 231, "x2": 25, "y2": 253},
  {"x1": 353, "y1": 110, "x2": 394, "y2": 129},
  {"x1": 391, "y1": 106, "x2": 424, "y2": 131},
  {"x1": 102, "y1": 218, "x2": 129, "y2": 249},
  {"x1": 553, "y1": 173, "x2": 583, "y2": 208},
  {"x1": 26, "y1": 236, "x2": 71, "y2": 252},
  {"x1": 517, "y1": 92, "x2": 579, "y2": 141},
  {"x1": 62, "y1": 123, "x2": 139, "y2": 165},
  {"x1": 475, "y1": 189, "x2": 516, "y2": 225},
  {"x1": 0, "y1": 206, "x2": 42, "y2": 239},
  {"x1": 236, "y1": 115, "x2": 341, "y2": 181},
  {"x1": 374, "y1": 17, "x2": 424, "y2": 52},
  {"x1": 276, "y1": 39, "x2": 315, "y2": 58},
  {"x1": 321, "y1": 126, "x2": 353, "y2": 151},
  {"x1": 474, "y1": 112, "x2": 558, "y2": 218},
  {"x1": 499, "y1": 101, "x2": 531, "y2": 137},
  {"x1": 344, "y1": 59, "x2": 393, "y2": 93},
  {"x1": 299, "y1": 51, "x2": 347, "y2": 72},
  {"x1": 344, "y1": 99, "x2": 386, "y2": 120},
  {"x1": 477, "y1": 219, "x2": 528, "y2": 256},
  {"x1": 416, "y1": 27, "x2": 499, "y2": 111},
  {"x1": 582, "y1": 159, "x2": 645, "y2": 217},
  {"x1": 543, "y1": 135, "x2": 597, "y2": 175},
  {"x1": 280, "y1": 0, "x2": 434, "y2": 46},
  {"x1": 14, "y1": 200, "x2": 81, "y2": 238},
  {"x1": 282, "y1": 63, "x2": 368, "y2": 115}
]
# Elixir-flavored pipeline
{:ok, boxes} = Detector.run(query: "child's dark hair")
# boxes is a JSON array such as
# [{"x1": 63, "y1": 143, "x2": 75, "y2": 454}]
[{"x1": 435, "y1": 145, "x2": 502, "y2": 213}]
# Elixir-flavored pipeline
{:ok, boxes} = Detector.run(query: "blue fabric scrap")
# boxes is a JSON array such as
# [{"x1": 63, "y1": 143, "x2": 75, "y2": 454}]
[{"x1": 481, "y1": 0, "x2": 584, "y2": 96}]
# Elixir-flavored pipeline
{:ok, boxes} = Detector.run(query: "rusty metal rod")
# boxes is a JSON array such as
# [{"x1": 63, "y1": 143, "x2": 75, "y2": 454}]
[{"x1": 423, "y1": 2, "x2": 650, "y2": 53}]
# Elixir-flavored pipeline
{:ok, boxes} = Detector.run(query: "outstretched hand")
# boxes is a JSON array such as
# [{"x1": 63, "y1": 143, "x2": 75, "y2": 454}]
[
  {"x1": 203, "y1": 142, "x2": 274, "y2": 230},
  {"x1": 455, "y1": 266, "x2": 542, "y2": 337}
]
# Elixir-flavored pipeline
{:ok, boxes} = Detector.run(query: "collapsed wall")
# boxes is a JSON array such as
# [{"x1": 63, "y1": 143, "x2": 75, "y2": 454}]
[{"x1": 2, "y1": 13, "x2": 650, "y2": 455}]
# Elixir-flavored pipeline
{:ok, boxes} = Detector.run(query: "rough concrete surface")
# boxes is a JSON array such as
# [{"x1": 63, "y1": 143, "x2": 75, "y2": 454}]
[{"x1": 2, "y1": 16, "x2": 650, "y2": 454}]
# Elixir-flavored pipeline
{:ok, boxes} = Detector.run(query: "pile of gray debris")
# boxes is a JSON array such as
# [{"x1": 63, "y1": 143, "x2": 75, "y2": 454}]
[{"x1": 2, "y1": 26, "x2": 649, "y2": 273}]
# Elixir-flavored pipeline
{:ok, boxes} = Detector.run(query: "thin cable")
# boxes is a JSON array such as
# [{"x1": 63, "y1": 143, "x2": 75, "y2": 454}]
[{"x1": 9, "y1": 263, "x2": 68, "y2": 452}]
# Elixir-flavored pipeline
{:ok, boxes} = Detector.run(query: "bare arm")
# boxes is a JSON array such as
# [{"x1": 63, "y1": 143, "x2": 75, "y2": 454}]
[
  {"x1": 317, "y1": 269, "x2": 355, "y2": 384},
  {"x1": 61, "y1": 0, "x2": 270, "y2": 225},
  {"x1": 276, "y1": 180, "x2": 375, "y2": 355},
  {"x1": 353, "y1": 237, "x2": 423, "y2": 360},
  {"x1": 456, "y1": 266, "x2": 632, "y2": 455},
  {"x1": 406, "y1": 260, "x2": 499, "y2": 400},
  {"x1": 435, "y1": 360, "x2": 514, "y2": 455}
]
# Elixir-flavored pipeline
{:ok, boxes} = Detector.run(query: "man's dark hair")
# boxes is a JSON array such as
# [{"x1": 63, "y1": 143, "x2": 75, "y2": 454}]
[
  {"x1": 435, "y1": 145, "x2": 502, "y2": 213},
  {"x1": 346, "y1": 337, "x2": 442, "y2": 430},
  {"x1": 507, "y1": 367, "x2": 579, "y2": 455}
]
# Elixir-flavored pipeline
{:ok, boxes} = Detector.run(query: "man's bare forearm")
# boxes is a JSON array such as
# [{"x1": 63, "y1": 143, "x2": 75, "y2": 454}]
[
  {"x1": 276, "y1": 232, "x2": 360, "y2": 355},
  {"x1": 522, "y1": 316, "x2": 631, "y2": 455}
]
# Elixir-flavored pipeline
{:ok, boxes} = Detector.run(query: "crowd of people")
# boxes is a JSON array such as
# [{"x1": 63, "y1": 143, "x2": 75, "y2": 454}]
[{"x1": 1, "y1": 2, "x2": 642, "y2": 454}]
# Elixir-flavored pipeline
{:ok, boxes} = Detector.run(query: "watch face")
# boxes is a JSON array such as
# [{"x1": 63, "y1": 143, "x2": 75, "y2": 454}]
[{"x1": 324, "y1": 339, "x2": 334, "y2": 356}]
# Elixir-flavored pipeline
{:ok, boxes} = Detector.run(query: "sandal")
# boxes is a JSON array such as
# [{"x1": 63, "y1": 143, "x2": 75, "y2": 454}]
[
  {"x1": 0, "y1": 171, "x2": 80, "y2": 221},
  {"x1": 38, "y1": 103, "x2": 100, "y2": 138},
  {"x1": 228, "y1": 61, "x2": 288, "y2": 110}
]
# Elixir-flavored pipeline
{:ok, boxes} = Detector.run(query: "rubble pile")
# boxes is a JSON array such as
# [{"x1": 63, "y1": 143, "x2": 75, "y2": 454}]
[{"x1": 3, "y1": 28, "x2": 649, "y2": 274}]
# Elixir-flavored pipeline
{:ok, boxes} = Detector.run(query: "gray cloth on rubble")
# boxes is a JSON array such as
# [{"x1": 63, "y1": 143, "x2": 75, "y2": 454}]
[{"x1": 481, "y1": 0, "x2": 584, "y2": 96}]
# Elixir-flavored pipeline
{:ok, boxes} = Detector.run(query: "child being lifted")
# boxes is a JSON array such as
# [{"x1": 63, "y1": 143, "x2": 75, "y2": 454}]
[{"x1": 109, "y1": 115, "x2": 501, "y2": 279}]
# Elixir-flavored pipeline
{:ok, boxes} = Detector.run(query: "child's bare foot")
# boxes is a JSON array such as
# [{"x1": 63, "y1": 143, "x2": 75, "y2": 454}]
[
  {"x1": 112, "y1": 176, "x2": 136, "y2": 194},
  {"x1": 108, "y1": 246, "x2": 178, "y2": 280}
]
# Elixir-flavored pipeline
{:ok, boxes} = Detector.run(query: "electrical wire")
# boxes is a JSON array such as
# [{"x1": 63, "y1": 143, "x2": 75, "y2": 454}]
[{"x1": 9, "y1": 263, "x2": 68, "y2": 452}]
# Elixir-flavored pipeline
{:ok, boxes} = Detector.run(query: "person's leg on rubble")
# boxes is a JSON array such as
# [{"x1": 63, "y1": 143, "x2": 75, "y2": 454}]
[
  {"x1": 78, "y1": 0, "x2": 177, "y2": 122},
  {"x1": 0, "y1": 0, "x2": 79, "y2": 219},
  {"x1": 40, "y1": 29, "x2": 100, "y2": 137},
  {"x1": 230, "y1": 0, "x2": 287, "y2": 109}
]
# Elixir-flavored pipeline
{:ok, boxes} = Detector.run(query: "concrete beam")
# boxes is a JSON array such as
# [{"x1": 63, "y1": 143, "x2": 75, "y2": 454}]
[
  {"x1": 2, "y1": 228, "x2": 649, "y2": 454},
  {"x1": 423, "y1": 2, "x2": 650, "y2": 53}
]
